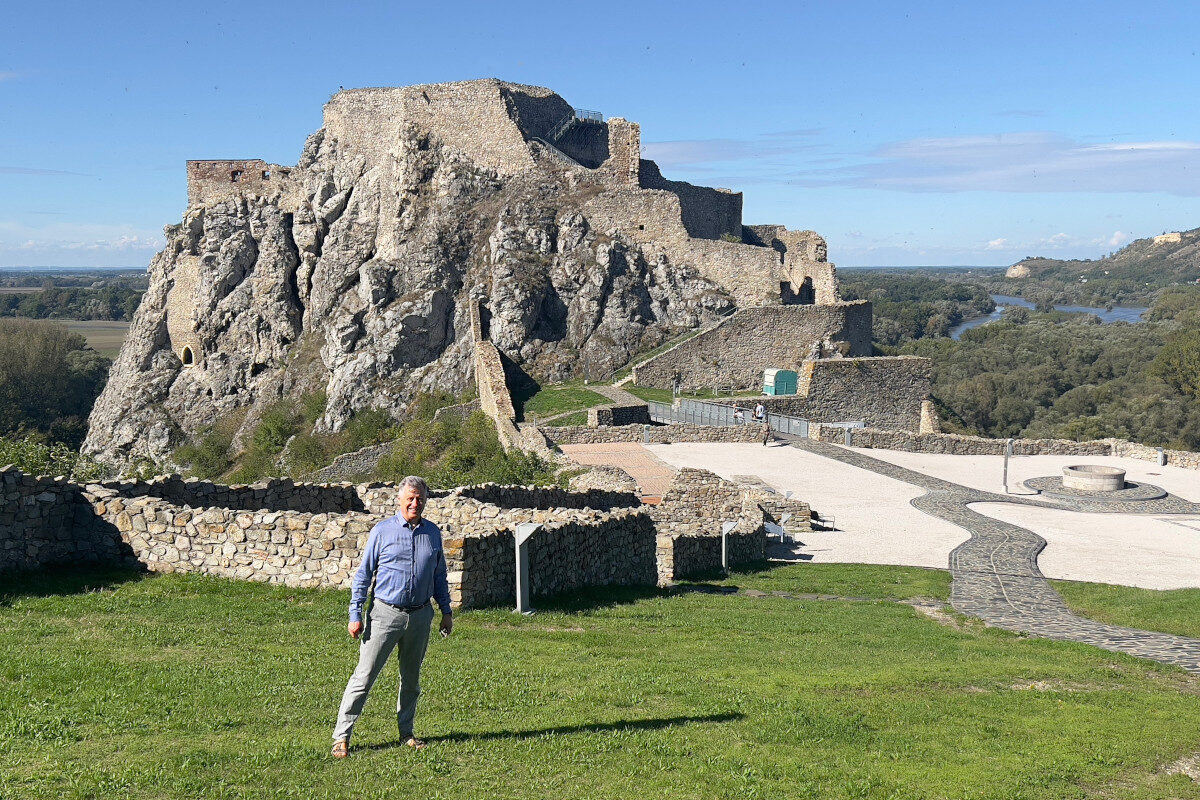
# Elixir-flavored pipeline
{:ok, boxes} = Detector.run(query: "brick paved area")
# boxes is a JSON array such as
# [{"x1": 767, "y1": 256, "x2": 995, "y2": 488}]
[
  {"x1": 787, "y1": 437, "x2": 1200, "y2": 672},
  {"x1": 558, "y1": 442, "x2": 675, "y2": 499}
]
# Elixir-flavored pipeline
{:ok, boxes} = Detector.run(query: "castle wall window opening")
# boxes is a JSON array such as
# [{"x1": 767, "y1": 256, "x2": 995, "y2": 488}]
[
  {"x1": 181, "y1": 346, "x2": 194, "y2": 366},
  {"x1": 230, "y1": 170, "x2": 243, "y2": 182},
  {"x1": 262, "y1": 170, "x2": 271, "y2": 179}
]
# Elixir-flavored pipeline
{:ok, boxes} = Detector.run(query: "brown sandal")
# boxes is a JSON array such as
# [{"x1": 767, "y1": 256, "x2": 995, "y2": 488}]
[
  {"x1": 403, "y1": 736, "x2": 426, "y2": 750},
  {"x1": 331, "y1": 740, "x2": 349, "y2": 758}
]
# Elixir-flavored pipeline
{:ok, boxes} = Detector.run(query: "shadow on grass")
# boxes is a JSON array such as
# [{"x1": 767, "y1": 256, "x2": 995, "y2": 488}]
[
  {"x1": 496, "y1": 560, "x2": 793, "y2": 614},
  {"x1": 0, "y1": 564, "x2": 146, "y2": 606},
  {"x1": 367, "y1": 712, "x2": 745, "y2": 749}
]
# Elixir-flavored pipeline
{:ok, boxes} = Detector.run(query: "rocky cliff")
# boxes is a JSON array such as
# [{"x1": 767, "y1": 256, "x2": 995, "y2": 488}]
[{"x1": 85, "y1": 80, "x2": 786, "y2": 466}]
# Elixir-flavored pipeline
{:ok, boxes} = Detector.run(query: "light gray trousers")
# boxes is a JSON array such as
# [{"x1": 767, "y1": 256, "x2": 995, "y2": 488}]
[{"x1": 332, "y1": 601, "x2": 434, "y2": 742}]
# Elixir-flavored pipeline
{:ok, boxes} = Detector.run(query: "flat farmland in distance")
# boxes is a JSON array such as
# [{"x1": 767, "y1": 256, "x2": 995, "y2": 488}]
[
  {"x1": 0, "y1": 287, "x2": 45, "y2": 294},
  {"x1": 60, "y1": 319, "x2": 130, "y2": 357}
]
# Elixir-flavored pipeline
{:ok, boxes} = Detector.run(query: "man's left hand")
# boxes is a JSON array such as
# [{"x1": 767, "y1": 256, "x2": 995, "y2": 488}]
[{"x1": 439, "y1": 613, "x2": 453, "y2": 638}]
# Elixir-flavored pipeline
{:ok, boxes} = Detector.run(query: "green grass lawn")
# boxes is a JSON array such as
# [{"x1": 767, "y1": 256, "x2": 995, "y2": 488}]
[
  {"x1": 4, "y1": 564, "x2": 1200, "y2": 800},
  {"x1": 539, "y1": 410, "x2": 589, "y2": 427},
  {"x1": 1053, "y1": 580, "x2": 1200, "y2": 640},
  {"x1": 517, "y1": 385, "x2": 608, "y2": 421}
]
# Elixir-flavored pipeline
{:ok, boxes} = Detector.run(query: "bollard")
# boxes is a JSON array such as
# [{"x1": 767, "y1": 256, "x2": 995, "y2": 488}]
[
  {"x1": 514, "y1": 522, "x2": 542, "y2": 615},
  {"x1": 1158, "y1": 447, "x2": 1167, "y2": 466},
  {"x1": 1003, "y1": 439, "x2": 1014, "y2": 493},
  {"x1": 643, "y1": 424, "x2": 650, "y2": 444}
]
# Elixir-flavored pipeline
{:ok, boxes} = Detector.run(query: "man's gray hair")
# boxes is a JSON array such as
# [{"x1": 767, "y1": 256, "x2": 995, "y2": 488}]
[{"x1": 399, "y1": 475, "x2": 429, "y2": 501}]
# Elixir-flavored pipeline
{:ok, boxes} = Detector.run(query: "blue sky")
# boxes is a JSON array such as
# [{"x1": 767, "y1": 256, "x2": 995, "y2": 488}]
[{"x1": 4, "y1": 0, "x2": 1200, "y2": 268}]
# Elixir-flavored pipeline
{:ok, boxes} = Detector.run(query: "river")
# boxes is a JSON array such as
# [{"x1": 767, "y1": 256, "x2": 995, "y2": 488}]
[{"x1": 949, "y1": 295, "x2": 1148, "y2": 340}]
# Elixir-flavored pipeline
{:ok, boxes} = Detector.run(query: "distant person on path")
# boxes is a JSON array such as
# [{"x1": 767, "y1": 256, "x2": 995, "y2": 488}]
[
  {"x1": 761, "y1": 413, "x2": 772, "y2": 446},
  {"x1": 752, "y1": 402, "x2": 765, "y2": 423},
  {"x1": 331, "y1": 475, "x2": 453, "y2": 758},
  {"x1": 733, "y1": 406, "x2": 745, "y2": 424}
]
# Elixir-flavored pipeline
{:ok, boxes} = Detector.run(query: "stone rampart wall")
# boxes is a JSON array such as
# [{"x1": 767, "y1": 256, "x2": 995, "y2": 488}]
[
  {"x1": 588, "y1": 403, "x2": 651, "y2": 427},
  {"x1": 301, "y1": 443, "x2": 394, "y2": 483},
  {"x1": 186, "y1": 160, "x2": 296, "y2": 207},
  {"x1": 795, "y1": 356, "x2": 930, "y2": 431},
  {"x1": 818, "y1": 426, "x2": 1200, "y2": 468},
  {"x1": 639, "y1": 161, "x2": 742, "y2": 240},
  {"x1": 581, "y1": 190, "x2": 781, "y2": 307},
  {"x1": 632, "y1": 304, "x2": 873, "y2": 391},
  {"x1": 323, "y1": 82, "x2": 538, "y2": 177},
  {"x1": 542, "y1": 423, "x2": 764, "y2": 445}
]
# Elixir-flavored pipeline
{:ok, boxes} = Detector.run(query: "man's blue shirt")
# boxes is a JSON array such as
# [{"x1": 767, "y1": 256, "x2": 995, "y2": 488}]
[{"x1": 349, "y1": 515, "x2": 451, "y2": 622}]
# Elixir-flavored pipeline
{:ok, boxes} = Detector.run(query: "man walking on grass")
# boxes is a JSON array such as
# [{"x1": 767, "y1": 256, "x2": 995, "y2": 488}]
[{"x1": 331, "y1": 475, "x2": 453, "y2": 758}]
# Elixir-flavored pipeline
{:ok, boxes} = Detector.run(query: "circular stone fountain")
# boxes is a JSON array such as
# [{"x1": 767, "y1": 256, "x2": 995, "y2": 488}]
[{"x1": 1061, "y1": 465, "x2": 1126, "y2": 492}]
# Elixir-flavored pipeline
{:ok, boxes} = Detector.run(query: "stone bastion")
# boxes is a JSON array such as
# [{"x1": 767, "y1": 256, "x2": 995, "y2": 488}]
[{"x1": 1, "y1": 467, "x2": 811, "y2": 609}]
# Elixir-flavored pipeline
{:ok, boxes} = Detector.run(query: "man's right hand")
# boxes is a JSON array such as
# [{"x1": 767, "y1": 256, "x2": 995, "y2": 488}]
[{"x1": 348, "y1": 620, "x2": 364, "y2": 639}]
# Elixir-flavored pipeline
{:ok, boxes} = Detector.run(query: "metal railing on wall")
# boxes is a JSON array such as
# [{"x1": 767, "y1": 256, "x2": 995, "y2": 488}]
[{"x1": 646, "y1": 399, "x2": 851, "y2": 440}]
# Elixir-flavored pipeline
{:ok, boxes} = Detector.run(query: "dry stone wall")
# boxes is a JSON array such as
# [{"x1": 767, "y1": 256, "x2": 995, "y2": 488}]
[
  {"x1": 588, "y1": 403, "x2": 651, "y2": 427},
  {"x1": 820, "y1": 425, "x2": 1200, "y2": 469},
  {"x1": 543, "y1": 422, "x2": 765, "y2": 445},
  {"x1": 632, "y1": 304, "x2": 873, "y2": 391},
  {"x1": 2, "y1": 468, "x2": 777, "y2": 605}
]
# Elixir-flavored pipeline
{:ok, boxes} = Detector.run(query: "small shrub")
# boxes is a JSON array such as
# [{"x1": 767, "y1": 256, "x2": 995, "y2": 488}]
[{"x1": 0, "y1": 434, "x2": 112, "y2": 481}]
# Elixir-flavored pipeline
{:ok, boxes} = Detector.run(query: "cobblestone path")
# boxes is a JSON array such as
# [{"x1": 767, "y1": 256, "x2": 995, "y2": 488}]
[{"x1": 784, "y1": 437, "x2": 1200, "y2": 672}]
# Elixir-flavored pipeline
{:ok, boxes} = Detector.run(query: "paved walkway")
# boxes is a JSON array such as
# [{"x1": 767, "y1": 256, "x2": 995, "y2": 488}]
[
  {"x1": 787, "y1": 438, "x2": 1200, "y2": 673},
  {"x1": 558, "y1": 442, "x2": 675, "y2": 499}
]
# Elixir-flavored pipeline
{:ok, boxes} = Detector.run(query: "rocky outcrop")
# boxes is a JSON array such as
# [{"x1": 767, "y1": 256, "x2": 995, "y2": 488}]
[{"x1": 85, "y1": 81, "x2": 754, "y2": 466}]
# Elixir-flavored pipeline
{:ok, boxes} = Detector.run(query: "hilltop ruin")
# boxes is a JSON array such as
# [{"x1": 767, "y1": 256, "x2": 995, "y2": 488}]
[{"x1": 84, "y1": 79, "x2": 929, "y2": 466}]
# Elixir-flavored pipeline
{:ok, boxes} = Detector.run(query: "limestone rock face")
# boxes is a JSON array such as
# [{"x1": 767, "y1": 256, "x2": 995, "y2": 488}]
[
  {"x1": 84, "y1": 83, "x2": 736, "y2": 466},
  {"x1": 1005, "y1": 263, "x2": 1031, "y2": 279}
]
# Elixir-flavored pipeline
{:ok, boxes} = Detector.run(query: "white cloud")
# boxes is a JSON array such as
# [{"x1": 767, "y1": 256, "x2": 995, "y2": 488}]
[
  {"x1": 1108, "y1": 230, "x2": 1129, "y2": 247},
  {"x1": 788, "y1": 132, "x2": 1200, "y2": 195},
  {"x1": 986, "y1": 237, "x2": 1008, "y2": 250},
  {"x1": 0, "y1": 71, "x2": 18, "y2": 82},
  {"x1": 0, "y1": 220, "x2": 163, "y2": 266}
]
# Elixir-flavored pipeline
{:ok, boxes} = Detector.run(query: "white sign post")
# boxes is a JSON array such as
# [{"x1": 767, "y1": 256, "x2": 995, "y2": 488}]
[
  {"x1": 514, "y1": 522, "x2": 542, "y2": 615},
  {"x1": 1003, "y1": 438, "x2": 1014, "y2": 494},
  {"x1": 721, "y1": 520, "x2": 738, "y2": 572}
]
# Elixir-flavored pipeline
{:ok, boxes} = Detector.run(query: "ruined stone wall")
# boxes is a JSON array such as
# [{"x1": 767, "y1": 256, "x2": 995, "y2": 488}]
[
  {"x1": 542, "y1": 422, "x2": 765, "y2": 445},
  {"x1": 588, "y1": 403, "x2": 651, "y2": 427},
  {"x1": 792, "y1": 356, "x2": 931, "y2": 431},
  {"x1": 603, "y1": 118, "x2": 641, "y2": 188},
  {"x1": 471, "y1": 302, "x2": 520, "y2": 449},
  {"x1": 777, "y1": 230, "x2": 838, "y2": 305},
  {"x1": 165, "y1": 254, "x2": 203, "y2": 364},
  {"x1": 185, "y1": 160, "x2": 297, "y2": 207},
  {"x1": 301, "y1": 443, "x2": 395, "y2": 483},
  {"x1": 322, "y1": 81, "x2": 539, "y2": 177},
  {"x1": 581, "y1": 190, "x2": 781, "y2": 307},
  {"x1": 813, "y1": 425, "x2": 1200, "y2": 468},
  {"x1": 0, "y1": 469, "x2": 130, "y2": 575},
  {"x1": 640, "y1": 161, "x2": 743, "y2": 240},
  {"x1": 811, "y1": 426, "x2": 1113, "y2": 456},
  {"x1": 450, "y1": 483, "x2": 639, "y2": 510},
  {"x1": 632, "y1": 304, "x2": 873, "y2": 391},
  {"x1": 649, "y1": 469, "x2": 768, "y2": 583}
]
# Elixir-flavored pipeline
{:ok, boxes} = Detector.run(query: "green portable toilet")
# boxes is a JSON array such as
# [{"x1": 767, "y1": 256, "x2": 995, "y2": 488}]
[{"x1": 763, "y1": 368, "x2": 798, "y2": 396}]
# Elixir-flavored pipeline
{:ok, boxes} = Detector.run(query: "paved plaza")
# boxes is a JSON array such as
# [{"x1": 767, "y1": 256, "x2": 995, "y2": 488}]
[{"x1": 561, "y1": 437, "x2": 1200, "y2": 671}]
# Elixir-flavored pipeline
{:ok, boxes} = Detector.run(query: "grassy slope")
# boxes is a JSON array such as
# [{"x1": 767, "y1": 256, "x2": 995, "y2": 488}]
[
  {"x1": 3, "y1": 565, "x2": 1200, "y2": 799},
  {"x1": 519, "y1": 386, "x2": 609, "y2": 420}
]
